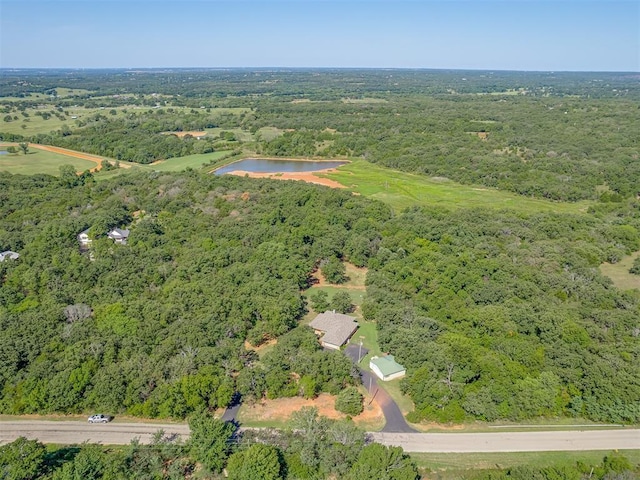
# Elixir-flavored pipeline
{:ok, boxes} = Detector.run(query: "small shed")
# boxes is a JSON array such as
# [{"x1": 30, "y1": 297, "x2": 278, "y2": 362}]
[
  {"x1": 309, "y1": 310, "x2": 358, "y2": 350},
  {"x1": 370, "y1": 355, "x2": 406, "y2": 381}
]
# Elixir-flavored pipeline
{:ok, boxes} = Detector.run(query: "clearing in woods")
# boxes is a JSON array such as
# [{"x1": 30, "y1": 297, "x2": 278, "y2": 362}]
[
  {"x1": 600, "y1": 250, "x2": 640, "y2": 291},
  {"x1": 236, "y1": 393, "x2": 385, "y2": 430}
]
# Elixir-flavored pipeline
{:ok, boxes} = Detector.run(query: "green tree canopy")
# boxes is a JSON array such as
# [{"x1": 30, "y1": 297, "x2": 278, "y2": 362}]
[{"x1": 227, "y1": 444, "x2": 283, "y2": 480}]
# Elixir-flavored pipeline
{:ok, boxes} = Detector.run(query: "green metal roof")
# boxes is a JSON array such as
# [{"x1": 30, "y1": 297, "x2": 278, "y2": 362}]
[{"x1": 370, "y1": 355, "x2": 405, "y2": 376}]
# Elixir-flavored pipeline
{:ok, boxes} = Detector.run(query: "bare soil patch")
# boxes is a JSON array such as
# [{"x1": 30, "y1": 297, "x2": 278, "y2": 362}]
[
  {"x1": 239, "y1": 393, "x2": 384, "y2": 428},
  {"x1": 227, "y1": 169, "x2": 346, "y2": 189},
  {"x1": 163, "y1": 131, "x2": 207, "y2": 138},
  {"x1": 244, "y1": 338, "x2": 277, "y2": 353}
]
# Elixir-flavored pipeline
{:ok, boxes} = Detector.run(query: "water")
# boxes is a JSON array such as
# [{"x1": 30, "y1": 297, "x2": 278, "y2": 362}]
[{"x1": 214, "y1": 158, "x2": 346, "y2": 175}]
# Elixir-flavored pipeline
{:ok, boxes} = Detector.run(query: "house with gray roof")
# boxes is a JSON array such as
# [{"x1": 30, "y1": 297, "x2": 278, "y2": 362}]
[
  {"x1": 107, "y1": 228, "x2": 130, "y2": 245},
  {"x1": 309, "y1": 310, "x2": 358, "y2": 350},
  {"x1": 0, "y1": 251, "x2": 20, "y2": 262},
  {"x1": 370, "y1": 355, "x2": 406, "y2": 381}
]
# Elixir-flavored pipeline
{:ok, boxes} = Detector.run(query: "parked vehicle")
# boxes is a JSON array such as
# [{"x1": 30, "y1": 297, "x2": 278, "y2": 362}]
[{"x1": 87, "y1": 414, "x2": 112, "y2": 424}]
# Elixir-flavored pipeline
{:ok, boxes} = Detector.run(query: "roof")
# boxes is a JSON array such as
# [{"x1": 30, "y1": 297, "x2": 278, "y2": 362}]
[
  {"x1": 108, "y1": 228, "x2": 130, "y2": 239},
  {"x1": 0, "y1": 251, "x2": 19, "y2": 262},
  {"x1": 309, "y1": 310, "x2": 358, "y2": 347},
  {"x1": 370, "y1": 355, "x2": 405, "y2": 376}
]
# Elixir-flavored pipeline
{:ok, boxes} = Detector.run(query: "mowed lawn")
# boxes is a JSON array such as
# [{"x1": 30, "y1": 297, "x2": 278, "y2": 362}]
[
  {"x1": 149, "y1": 151, "x2": 232, "y2": 172},
  {"x1": 323, "y1": 160, "x2": 591, "y2": 214},
  {"x1": 0, "y1": 149, "x2": 96, "y2": 175}
]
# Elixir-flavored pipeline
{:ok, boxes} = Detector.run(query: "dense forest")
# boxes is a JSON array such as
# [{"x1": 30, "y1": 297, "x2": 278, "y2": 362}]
[
  {"x1": 1, "y1": 70, "x2": 639, "y2": 426},
  {"x1": 0, "y1": 167, "x2": 638, "y2": 424}
]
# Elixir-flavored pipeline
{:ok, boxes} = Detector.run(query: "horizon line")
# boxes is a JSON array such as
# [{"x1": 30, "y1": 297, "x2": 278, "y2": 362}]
[{"x1": 1, "y1": 66, "x2": 639, "y2": 74}]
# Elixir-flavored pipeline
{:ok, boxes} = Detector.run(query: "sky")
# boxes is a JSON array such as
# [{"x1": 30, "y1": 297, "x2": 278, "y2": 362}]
[{"x1": 1, "y1": 0, "x2": 638, "y2": 72}]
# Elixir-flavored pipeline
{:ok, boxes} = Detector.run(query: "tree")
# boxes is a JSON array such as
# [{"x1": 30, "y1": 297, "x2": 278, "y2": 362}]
[
  {"x1": 63, "y1": 304, "x2": 92, "y2": 324},
  {"x1": 309, "y1": 290, "x2": 329, "y2": 312},
  {"x1": 59, "y1": 164, "x2": 78, "y2": 187},
  {"x1": 0, "y1": 437, "x2": 46, "y2": 480},
  {"x1": 629, "y1": 257, "x2": 640, "y2": 275},
  {"x1": 187, "y1": 412, "x2": 236, "y2": 474},
  {"x1": 347, "y1": 443, "x2": 419, "y2": 480},
  {"x1": 18, "y1": 142, "x2": 28, "y2": 155},
  {"x1": 322, "y1": 256, "x2": 347, "y2": 284},
  {"x1": 335, "y1": 387, "x2": 363, "y2": 416},
  {"x1": 226, "y1": 444, "x2": 283, "y2": 480},
  {"x1": 6, "y1": 146, "x2": 17, "y2": 154},
  {"x1": 330, "y1": 290, "x2": 354, "y2": 314}
]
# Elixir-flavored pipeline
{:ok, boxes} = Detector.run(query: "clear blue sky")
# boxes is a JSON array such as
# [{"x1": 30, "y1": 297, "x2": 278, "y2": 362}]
[{"x1": 1, "y1": 0, "x2": 638, "y2": 71}]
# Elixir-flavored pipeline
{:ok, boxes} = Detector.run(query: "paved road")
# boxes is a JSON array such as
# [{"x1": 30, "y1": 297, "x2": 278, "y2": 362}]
[
  {"x1": 0, "y1": 421, "x2": 190, "y2": 446},
  {"x1": 371, "y1": 429, "x2": 640, "y2": 453},
  {"x1": 2, "y1": 420, "x2": 638, "y2": 452},
  {"x1": 343, "y1": 344, "x2": 416, "y2": 433},
  {"x1": 360, "y1": 370, "x2": 417, "y2": 433}
]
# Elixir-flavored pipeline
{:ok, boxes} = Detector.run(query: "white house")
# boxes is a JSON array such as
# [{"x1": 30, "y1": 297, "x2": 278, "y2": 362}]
[{"x1": 77, "y1": 229, "x2": 92, "y2": 247}]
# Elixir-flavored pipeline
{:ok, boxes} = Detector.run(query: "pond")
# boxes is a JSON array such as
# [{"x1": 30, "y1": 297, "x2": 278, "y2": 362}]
[{"x1": 214, "y1": 158, "x2": 346, "y2": 175}]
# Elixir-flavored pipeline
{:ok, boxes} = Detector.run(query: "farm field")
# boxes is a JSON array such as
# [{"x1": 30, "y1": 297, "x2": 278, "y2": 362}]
[
  {"x1": 323, "y1": 159, "x2": 591, "y2": 214},
  {"x1": 0, "y1": 146, "x2": 98, "y2": 175}
]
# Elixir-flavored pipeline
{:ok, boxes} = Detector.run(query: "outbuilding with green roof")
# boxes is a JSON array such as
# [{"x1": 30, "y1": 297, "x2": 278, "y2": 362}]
[{"x1": 369, "y1": 355, "x2": 406, "y2": 381}]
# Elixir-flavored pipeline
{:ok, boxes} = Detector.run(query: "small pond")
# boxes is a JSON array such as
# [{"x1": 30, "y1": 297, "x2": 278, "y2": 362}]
[{"x1": 214, "y1": 158, "x2": 346, "y2": 175}]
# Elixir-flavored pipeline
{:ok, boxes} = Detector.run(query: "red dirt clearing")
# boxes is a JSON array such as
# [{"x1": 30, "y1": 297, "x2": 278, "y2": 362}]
[
  {"x1": 240, "y1": 393, "x2": 384, "y2": 428},
  {"x1": 227, "y1": 169, "x2": 346, "y2": 189},
  {"x1": 163, "y1": 131, "x2": 207, "y2": 138}
]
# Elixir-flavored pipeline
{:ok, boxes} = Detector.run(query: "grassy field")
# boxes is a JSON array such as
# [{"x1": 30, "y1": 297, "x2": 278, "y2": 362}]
[
  {"x1": 148, "y1": 150, "x2": 232, "y2": 172},
  {"x1": 600, "y1": 251, "x2": 640, "y2": 291},
  {"x1": 412, "y1": 449, "x2": 640, "y2": 478},
  {"x1": 0, "y1": 149, "x2": 96, "y2": 175},
  {"x1": 323, "y1": 160, "x2": 591, "y2": 214}
]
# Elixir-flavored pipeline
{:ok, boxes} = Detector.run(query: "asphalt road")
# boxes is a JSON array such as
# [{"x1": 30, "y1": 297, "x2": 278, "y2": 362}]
[
  {"x1": 2, "y1": 421, "x2": 638, "y2": 453},
  {"x1": 0, "y1": 421, "x2": 190, "y2": 446},
  {"x1": 343, "y1": 344, "x2": 416, "y2": 433},
  {"x1": 371, "y1": 429, "x2": 640, "y2": 453}
]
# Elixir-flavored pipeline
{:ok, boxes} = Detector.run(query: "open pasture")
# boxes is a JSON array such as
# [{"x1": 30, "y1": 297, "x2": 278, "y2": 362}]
[
  {"x1": 0, "y1": 147, "x2": 97, "y2": 175},
  {"x1": 324, "y1": 160, "x2": 591, "y2": 214},
  {"x1": 148, "y1": 150, "x2": 232, "y2": 172}
]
